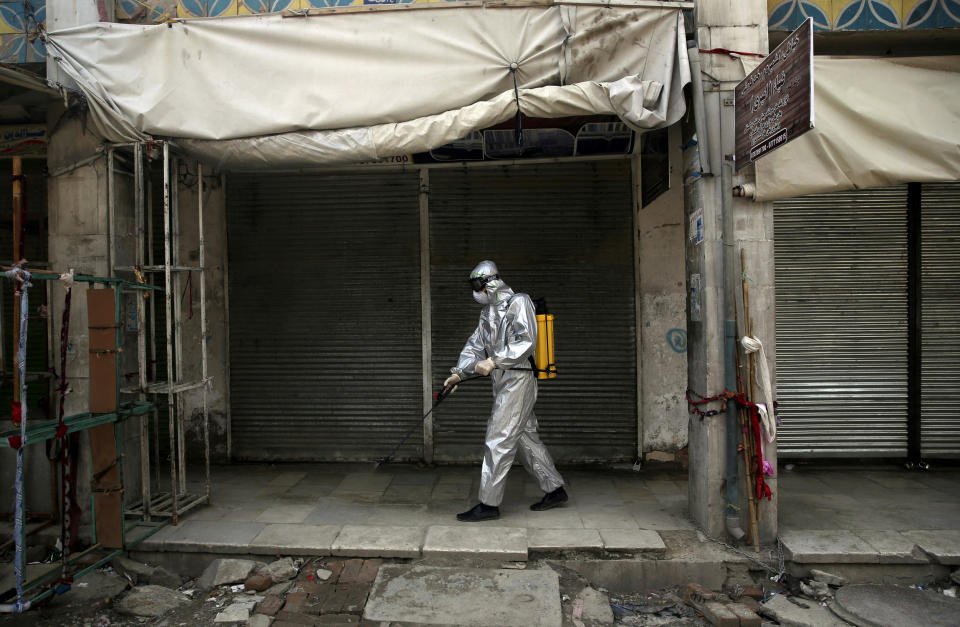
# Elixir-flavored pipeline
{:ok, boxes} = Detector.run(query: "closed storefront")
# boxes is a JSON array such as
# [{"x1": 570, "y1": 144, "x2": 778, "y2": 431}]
[
  {"x1": 774, "y1": 183, "x2": 960, "y2": 459},
  {"x1": 227, "y1": 171, "x2": 423, "y2": 461},
  {"x1": 920, "y1": 183, "x2": 960, "y2": 457},
  {"x1": 226, "y1": 159, "x2": 639, "y2": 462}
]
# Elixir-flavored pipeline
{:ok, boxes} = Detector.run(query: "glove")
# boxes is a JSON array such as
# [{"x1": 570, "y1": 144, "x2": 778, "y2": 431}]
[
  {"x1": 443, "y1": 373, "x2": 461, "y2": 394},
  {"x1": 475, "y1": 358, "x2": 496, "y2": 376}
]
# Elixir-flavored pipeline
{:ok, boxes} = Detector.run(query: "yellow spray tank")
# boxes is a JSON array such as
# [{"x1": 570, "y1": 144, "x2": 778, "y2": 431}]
[{"x1": 533, "y1": 298, "x2": 557, "y2": 379}]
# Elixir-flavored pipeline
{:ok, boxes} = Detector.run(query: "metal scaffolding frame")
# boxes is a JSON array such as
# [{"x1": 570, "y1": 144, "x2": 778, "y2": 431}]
[
  {"x1": 0, "y1": 270, "x2": 166, "y2": 612},
  {"x1": 107, "y1": 141, "x2": 210, "y2": 524}
]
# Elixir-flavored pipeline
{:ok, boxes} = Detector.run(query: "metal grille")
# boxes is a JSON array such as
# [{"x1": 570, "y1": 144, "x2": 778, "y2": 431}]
[
  {"x1": 921, "y1": 182, "x2": 960, "y2": 457},
  {"x1": 226, "y1": 171, "x2": 423, "y2": 461},
  {"x1": 428, "y1": 160, "x2": 637, "y2": 462},
  {"x1": 774, "y1": 187, "x2": 908, "y2": 457}
]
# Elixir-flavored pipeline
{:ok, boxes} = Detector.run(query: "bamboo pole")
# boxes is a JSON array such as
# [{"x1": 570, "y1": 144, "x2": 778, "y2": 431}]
[
  {"x1": 12, "y1": 157, "x2": 22, "y2": 405},
  {"x1": 740, "y1": 248, "x2": 760, "y2": 552}
]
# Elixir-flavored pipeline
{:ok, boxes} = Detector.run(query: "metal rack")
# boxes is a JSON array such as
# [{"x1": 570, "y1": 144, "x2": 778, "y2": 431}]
[
  {"x1": 107, "y1": 141, "x2": 210, "y2": 524},
  {"x1": 0, "y1": 271, "x2": 166, "y2": 612}
]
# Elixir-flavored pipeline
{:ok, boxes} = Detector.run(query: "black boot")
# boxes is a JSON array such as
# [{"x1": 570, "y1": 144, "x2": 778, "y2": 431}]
[
  {"x1": 456, "y1": 503, "x2": 500, "y2": 522},
  {"x1": 530, "y1": 486, "x2": 568, "y2": 511}
]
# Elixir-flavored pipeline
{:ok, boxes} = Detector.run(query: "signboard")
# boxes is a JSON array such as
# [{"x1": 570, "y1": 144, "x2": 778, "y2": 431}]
[
  {"x1": 734, "y1": 18, "x2": 814, "y2": 170},
  {"x1": 0, "y1": 125, "x2": 46, "y2": 157}
]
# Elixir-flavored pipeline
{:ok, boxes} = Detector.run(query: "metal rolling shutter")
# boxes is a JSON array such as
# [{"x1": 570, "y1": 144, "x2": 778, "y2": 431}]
[
  {"x1": 774, "y1": 187, "x2": 908, "y2": 457},
  {"x1": 226, "y1": 171, "x2": 422, "y2": 461},
  {"x1": 429, "y1": 160, "x2": 636, "y2": 462},
  {"x1": 921, "y1": 182, "x2": 960, "y2": 457}
]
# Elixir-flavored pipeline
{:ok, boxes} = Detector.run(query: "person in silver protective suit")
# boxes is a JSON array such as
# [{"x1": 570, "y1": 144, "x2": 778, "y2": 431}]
[{"x1": 444, "y1": 260, "x2": 568, "y2": 522}]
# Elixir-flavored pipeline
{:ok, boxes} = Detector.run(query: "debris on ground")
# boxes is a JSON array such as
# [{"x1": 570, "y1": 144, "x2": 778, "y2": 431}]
[
  {"x1": 197, "y1": 558, "x2": 262, "y2": 590},
  {"x1": 114, "y1": 585, "x2": 189, "y2": 618},
  {"x1": 259, "y1": 556, "x2": 299, "y2": 583}
]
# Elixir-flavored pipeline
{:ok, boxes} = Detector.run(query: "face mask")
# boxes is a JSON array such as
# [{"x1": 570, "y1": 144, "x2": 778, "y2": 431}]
[{"x1": 473, "y1": 290, "x2": 492, "y2": 305}]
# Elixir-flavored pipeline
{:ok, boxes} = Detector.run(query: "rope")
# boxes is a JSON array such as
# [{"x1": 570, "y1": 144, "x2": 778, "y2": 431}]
[
  {"x1": 510, "y1": 65, "x2": 524, "y2": 147},
  {"x1": 686, "y1": 387, "x2": 774, "y2": 501},
  {"x1": 4, "y1": 266, "x2": 31, "y2": 612},
  {"x1": 180, "y1": 270, "x2": 193, "y2": 320},
  {"x1": 698, "y1": 47, "x2": 766, "y2": 59},
  {"x1": 701, "y1": 531, "x2": 786, "y2": 581},
  {"x1": 56, "y1": 271, "x2": 74, "y2": 584}
]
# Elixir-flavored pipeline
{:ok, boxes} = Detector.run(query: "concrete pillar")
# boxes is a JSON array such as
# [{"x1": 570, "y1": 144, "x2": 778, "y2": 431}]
[
  {"x1": 687, "y1": 0, "x2": 778, "y2": 542},
  {"x1": 634, "y1": 125, "x2": 689, "y2": 457}
]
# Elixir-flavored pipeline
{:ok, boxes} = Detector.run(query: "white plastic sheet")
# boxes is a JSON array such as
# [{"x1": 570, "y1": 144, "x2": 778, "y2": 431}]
[
  {"x1": 754, "y1": 56, "x2": 960, "y2": 201},
  {"x1": 45, "y1": 3, "x2": 691, "y2": 162},
  {"x1": 176, "y1": 76, "x2": 669, "y2": 169}
]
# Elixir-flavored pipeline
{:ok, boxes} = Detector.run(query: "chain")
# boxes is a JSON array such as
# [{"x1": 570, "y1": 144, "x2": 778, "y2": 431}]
[
  {"x1": 701, "y1": 532, "x2": 787, "y2": 581},
  {"x1": 686, "y1": 388, "x2": 739, "y2": 420}
]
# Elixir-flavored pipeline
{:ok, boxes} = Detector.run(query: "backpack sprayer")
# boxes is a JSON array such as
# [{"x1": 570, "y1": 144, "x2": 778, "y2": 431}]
[{"x1": 373, "y1": 298, "x2": 557, "y2": 469}]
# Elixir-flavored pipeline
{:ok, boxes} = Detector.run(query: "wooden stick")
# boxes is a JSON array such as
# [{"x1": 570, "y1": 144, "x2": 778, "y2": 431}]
[
  {"x1": 735, "y1": 338, "x2": 760, "y2": 551},
  {"x1": 740, "y1": 248, "x2": 761, "y2": 552},
  {"x1": 11, "y1": 157, "x2": 22, "y2": 404}
]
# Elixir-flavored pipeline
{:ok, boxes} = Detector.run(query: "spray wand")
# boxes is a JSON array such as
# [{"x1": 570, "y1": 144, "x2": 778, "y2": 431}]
[{"x1": 373, "y1": 376, "x2": 481, "y2": 470}]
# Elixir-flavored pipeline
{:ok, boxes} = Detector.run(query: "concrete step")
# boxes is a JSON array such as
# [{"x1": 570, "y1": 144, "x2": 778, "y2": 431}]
[{"x1": 133, "y1": 521, "x2": 669, "y2": 561}]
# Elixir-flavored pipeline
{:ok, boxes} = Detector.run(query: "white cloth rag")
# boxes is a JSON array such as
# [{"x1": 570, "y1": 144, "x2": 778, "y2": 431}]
[{"x1": 741, "y1": 335, "x2": 776, "y2": 443}]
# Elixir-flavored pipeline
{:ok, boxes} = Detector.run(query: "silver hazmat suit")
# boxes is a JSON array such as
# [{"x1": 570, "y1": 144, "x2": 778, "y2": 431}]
[{"x1": 452, "y1": 261, "x2": 565, "y2": 506}]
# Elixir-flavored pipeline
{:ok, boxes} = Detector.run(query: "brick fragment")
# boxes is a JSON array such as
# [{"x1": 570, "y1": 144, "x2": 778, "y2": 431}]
[
  {"x1": 738, "y1": 596, "x2": 761, "y2": 613},
  {"x1": 275, "y1": 610, "x2": 323, "y2": 625},
  {"x1": 684, "y1": 583, "x2": 717, "y2": 611},
  {"x1": 740, "y1": 585, "x2": 764, "y2": 600},
  {"x1": 246, "y1": 574, "x2": 273, "y2": 591},
  {"x1": 257, "y1": 595, "x2": 284, "y2": 616},
  {"x1": 283, "y1": 591, "x2": 308, "y2": 614},
  {"x1": 337, "y1": 559, "x2": 364, "y2": 583},
  {"x1": 320, "y1": 584, "x2": 371, "y2": 614},
  {"x1": 701, "y1": 601, "x2": 739, "y2": 627},
  {"x1": 727, "y1": 602, "x2": 762, "y2": 626},
  {"x1": 357, "y1": 559, "x2": 383, "y2": 583}
]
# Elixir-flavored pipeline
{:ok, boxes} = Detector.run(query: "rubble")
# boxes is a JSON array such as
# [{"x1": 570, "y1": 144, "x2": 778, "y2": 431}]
[
  {"x1": 244, "y1": 573, "x2": 273, "y2": 591},
  {"x1": 799, "y1": 580, "x2": 831, "y2": 600},
  {"x1": 265, "y1": 580, "x2": 294, "y2": 596},
  {"x1": 198, "y1": 558, "x2": 262, "y2": 589},
  {"x1": 572, "y1": 585, "x2": 614, "y2": 626},
  {"x1": 809, "y1": 569, "x2": 847, "y2": 587},
  {"x1": 213, "y1": 602, "x2": 250, "y2": 623},
  {"x1": 248, "y1": 614, "x2": 273, "y2": 627},
  {"x1": 260, "y1": 556, "x2": 298, "y2": 583},
  {"x1": 315, "y1": 567, "x2": 333, "y2": 581},
  {"x1": 147, "y1": 566, "x2": 182, "y2": 589},
  {"x1": 111, "y1": 556, "x2": 154, "y2": 583},
  {"x1": 757, "y1": 594, "x2": 848, "y2": 627},
  {"x1": 115, "y1": 585, "x2": 189, "y2": 618}
]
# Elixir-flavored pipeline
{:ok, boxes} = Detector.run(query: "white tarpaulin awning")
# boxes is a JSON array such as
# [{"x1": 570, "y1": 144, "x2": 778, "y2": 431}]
[
  {"x1": 754, "y1": 56, "x2": 960, "y2": 201},
  {"x1": 44, "y1": 2, "x2": 691, "y2": 167}
]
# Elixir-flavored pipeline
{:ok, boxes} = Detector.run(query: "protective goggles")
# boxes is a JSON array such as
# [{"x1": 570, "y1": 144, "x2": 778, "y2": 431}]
[{"x1": 469, "y1": 274, "x2": 498, "y2": 292}]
